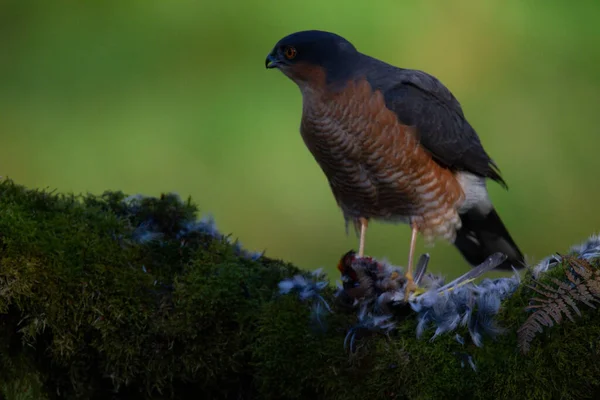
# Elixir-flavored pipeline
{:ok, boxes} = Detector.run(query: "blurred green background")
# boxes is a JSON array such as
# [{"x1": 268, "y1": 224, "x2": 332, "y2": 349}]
[{"x1": 1, "y1": 1, "x2": 599, "y2": 279}]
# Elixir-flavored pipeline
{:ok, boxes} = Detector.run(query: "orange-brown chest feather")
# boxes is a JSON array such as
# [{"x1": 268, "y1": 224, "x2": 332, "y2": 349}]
[{"x1": 299, "y1": 77, "x2": 465, "y2": 241}]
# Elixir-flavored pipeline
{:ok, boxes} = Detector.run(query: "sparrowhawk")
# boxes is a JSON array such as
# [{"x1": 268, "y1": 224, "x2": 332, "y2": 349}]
[{"x1": 265, "y1": 30, "x2": 525, "y2": 299}]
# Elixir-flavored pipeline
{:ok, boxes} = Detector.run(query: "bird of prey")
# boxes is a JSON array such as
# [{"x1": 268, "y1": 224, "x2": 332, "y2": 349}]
[{"x1": 265, "y1": 30, "x2": 525, "y2": 299}]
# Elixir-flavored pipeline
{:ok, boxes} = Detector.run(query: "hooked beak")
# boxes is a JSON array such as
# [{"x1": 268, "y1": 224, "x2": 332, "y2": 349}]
[{"x1": 265, "y1": 53, "x2": 281, "y2": 69}]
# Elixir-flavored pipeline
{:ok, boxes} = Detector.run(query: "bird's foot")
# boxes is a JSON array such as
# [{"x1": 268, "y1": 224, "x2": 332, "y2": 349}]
[{"x1": 403, "y1": 274, "x2": 418, "y2": 302}]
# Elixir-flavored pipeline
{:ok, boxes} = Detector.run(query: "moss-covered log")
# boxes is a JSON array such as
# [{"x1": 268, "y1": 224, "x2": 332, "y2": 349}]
[{"x1": 0, "y1": 179, "x2": 599, "y2": 400}]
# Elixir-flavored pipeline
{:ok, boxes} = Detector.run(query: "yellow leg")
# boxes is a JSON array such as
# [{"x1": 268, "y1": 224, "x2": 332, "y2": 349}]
[
  {"x1": 358, "y1": 217, "x2": 368, "y2": 258},
  {"x1": 404, "y1": 221, "x2": 419, "y2": 301}
]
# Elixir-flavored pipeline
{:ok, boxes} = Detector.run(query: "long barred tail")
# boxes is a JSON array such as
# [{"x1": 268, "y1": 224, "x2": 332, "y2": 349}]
[{"x1": 454, "y1": 206, "x2": 526, "y2": 270}]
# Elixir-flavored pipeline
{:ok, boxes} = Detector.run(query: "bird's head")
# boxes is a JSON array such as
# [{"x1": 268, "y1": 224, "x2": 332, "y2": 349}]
[{"x1": 265, "y1": 30, "x2": 359, "y2": 86}]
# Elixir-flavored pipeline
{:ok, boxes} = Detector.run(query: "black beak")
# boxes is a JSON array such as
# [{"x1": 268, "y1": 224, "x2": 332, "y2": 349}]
[{"x1": 265, "y1": 53, "x2": 280, "y2": 69}]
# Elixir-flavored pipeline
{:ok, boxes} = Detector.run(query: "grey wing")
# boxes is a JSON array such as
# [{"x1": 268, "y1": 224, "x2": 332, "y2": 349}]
[{"x1": 380, "y1": 70, "x2": 506, "y2": 188}]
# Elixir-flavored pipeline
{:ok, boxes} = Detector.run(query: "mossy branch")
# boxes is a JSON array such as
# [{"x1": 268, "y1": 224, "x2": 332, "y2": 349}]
[{"x1": 0, "y1": 179, "x2": 599, "y2": 400}]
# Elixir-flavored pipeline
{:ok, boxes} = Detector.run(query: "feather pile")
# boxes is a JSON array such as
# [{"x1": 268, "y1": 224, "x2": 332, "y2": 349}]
[
  {"x1": 533, "y1": 234, "x2": 600, "y2": 278},
  {"x1": 120, "y1": 193, "x2": 264, "y2": 261},
  {"x1": 336, "y1": 250, "x2": 520, "y2": 348},
  {"x1": 278, "y1": 248, "x2": 521, "y2": 350},
  {"x1": 278, "y1": 268, "x2": 333, "y2": 329}
]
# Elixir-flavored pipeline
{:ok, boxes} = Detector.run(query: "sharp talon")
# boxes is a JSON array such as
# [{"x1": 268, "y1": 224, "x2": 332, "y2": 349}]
[
  {"x1": 403, "y1": 274, "x2": 417, "y2": 302},
  {"x1": 404, "y1": 284, "x2": 417, "y2": 301}
]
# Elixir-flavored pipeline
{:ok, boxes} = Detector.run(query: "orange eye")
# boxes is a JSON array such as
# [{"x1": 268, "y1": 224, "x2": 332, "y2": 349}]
[{"x1": 284, "y1": 46, "x2": 297, "y2": 60}]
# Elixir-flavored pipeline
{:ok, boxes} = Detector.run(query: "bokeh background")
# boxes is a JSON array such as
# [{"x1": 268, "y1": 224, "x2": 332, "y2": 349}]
[{"x1": 1, "y1": 1, "x2": 599, "y2": 279}]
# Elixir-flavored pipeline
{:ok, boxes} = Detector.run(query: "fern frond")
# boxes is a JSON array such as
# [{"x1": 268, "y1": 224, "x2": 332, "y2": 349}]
[{"x1": 518, "y1": 255, "x2": 600, "y2": 353}]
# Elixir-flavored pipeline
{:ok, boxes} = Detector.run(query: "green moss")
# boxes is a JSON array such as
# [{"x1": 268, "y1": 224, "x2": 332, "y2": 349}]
[{"x1": 0, "y1": 179, "x2": 599, "y2": 399}]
